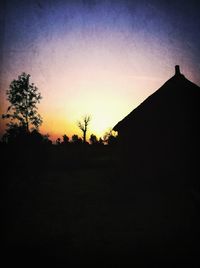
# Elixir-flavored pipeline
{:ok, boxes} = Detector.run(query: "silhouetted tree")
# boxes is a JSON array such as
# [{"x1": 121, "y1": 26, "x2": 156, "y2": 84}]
[
  {"x1": 30, "y1": 129, "x2": 44, "y2": 144},
  {"x1": 89, "y1": 134, "x2": 98, "y2": 145},
  {"x1": 29, "y1": 129, "x2": 52, "y2": 145},
  {"x1": 1, "y1": 123, "x2": 28, "y2": 144},
  {"x1": 71, "y1": 134, "x2": 82, "y2": 144},
  {"x1": 77, "y1": 115, "x2": 91, "y2": 143},
  {"x1": 98, "y1": 137, "x2": 104, "y2": 145},
  {"x1": 56, "y1": 138, "x2": 61, "y2": 145},
  {"x1": 43, "y1": 134, "x2": 52, "y2": 145},
  {"x1": 2, "y1": 72, "x2": 42, "y2": 133},
  {"x1": 103, "y1": 129, "x2": 118, "y2": 145},
  {"x1": 62, "y1": 134, "x2": 69, "y2": 145}
]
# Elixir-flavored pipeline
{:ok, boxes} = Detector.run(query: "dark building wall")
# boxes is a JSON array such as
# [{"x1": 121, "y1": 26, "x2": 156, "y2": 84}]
[{"x1": 114, "y1": 70, "x2": 200, "y2": 181}]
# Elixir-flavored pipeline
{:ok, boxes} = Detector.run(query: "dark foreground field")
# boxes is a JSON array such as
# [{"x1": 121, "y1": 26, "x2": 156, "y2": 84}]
[{"x1": 2, "y1": 164, "x2": 200, "y2": 267}]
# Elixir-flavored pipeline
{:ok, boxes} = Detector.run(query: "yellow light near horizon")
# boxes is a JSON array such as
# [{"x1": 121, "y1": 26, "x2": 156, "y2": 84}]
[
  {"x1": 90, "y1": 115, "x2": 113, "y2": 138},
  {"x1": 38, "y1": 76, "x2": 134, "y2": 140}
]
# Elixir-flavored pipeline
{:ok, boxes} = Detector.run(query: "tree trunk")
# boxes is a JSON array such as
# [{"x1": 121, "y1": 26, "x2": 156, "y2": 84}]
[
  {"x1": 25, "y1": 115, "x2": 29, "y2": 132},
  {"x1": 83, "y1": 130, "x2": 86, "y2": 143},
  {"x1": 25, "y1": 75, "x2": 29, "y2": 132}
]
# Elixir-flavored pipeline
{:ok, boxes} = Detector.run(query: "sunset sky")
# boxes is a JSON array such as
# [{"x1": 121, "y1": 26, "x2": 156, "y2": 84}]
[{"x1": 0, "y1": 0, "x2": 200, "y2": 141}]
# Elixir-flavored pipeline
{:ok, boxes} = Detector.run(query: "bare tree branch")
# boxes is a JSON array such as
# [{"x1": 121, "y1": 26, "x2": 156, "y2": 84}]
[{"x1": 77, "y1": 115, "x2": 91, "y2": 143}]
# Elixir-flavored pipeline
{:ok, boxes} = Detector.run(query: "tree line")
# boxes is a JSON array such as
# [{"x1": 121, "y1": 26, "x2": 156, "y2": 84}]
[{"x1": 1, "y1": 72, "x2": 117, "y2": 146}]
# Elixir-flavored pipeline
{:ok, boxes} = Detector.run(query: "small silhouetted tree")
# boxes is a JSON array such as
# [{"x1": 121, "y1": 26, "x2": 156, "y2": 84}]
[
  {"x1": 42, "y1": 134, "x2": 52, "y2": 145},
  {"x1": 30, "y1": 129, "x2": 44, "y2": 144},
  {"x1": 98, "y1": 137, "x2": 104, "y2": 145},
  {"x1": 71, "y1": 134, "x2": 82, "y2": 144},
  {"x1": 2, "y1": 72, "x2": 42, "y2": 133},
  {"x1": 56, "y1": 138, "x2": 61, "y2": 145},
  {"x1": 28, "y1": 130, "x2": 52, "y2": 146},
  {"x1": 103, "y1": 129, "x2": 118, "y2": 145},
  {"x1": 62, "y1": 134, "x2": 69, "y2": 145},
  {"x1": 77, "y1": 115, "x2": 91, "y2": 143},
  {"x1": 89, "y1": 134, "x2": 98, "y2": 145}
]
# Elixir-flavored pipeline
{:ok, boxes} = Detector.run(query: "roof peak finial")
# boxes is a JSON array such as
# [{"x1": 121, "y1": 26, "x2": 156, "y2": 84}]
[{"x1": 175, "y1": 65, "x2": 181, "y2": 75}]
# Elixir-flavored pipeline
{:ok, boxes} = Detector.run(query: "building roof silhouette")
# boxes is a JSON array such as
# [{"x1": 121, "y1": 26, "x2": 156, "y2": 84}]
[{"x1": 113, "y1": 66, "x2": 200, "y2": 135}]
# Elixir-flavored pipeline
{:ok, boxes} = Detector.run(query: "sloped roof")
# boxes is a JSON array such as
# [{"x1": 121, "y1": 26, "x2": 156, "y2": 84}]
[{"x1": 113, "y1": 66, "x2": 200, "y2": 133}]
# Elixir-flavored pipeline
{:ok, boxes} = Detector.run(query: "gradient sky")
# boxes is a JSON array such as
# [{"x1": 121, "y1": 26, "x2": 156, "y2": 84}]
[{"x1": 0, "y1": 0, "x2": 200, "y2": 141}]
